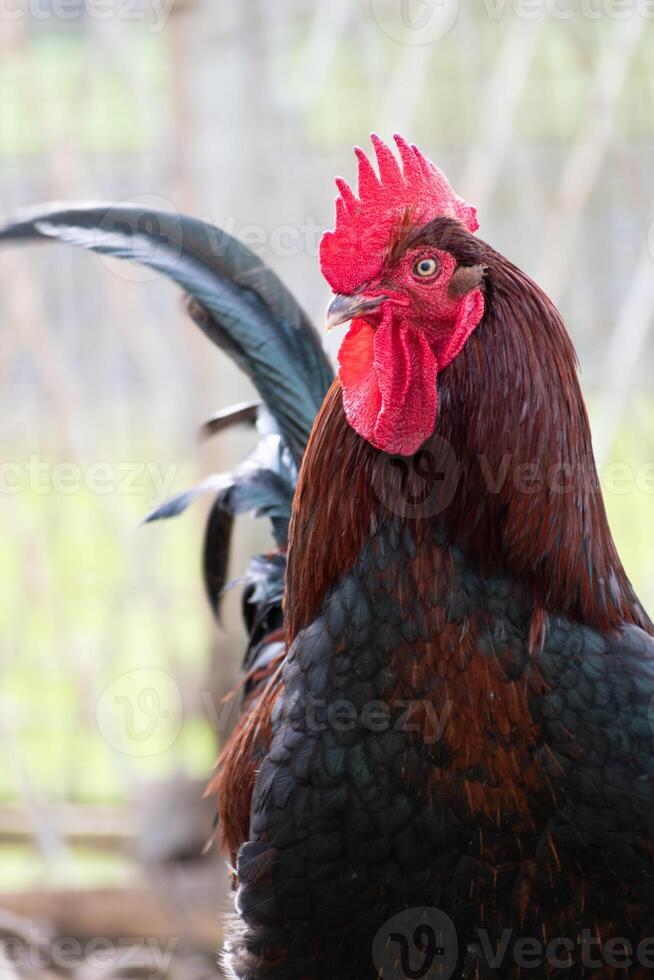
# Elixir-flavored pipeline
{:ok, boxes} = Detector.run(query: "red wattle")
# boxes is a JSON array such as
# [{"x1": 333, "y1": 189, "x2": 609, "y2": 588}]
[{"x1": 338, "y1": 308, "x2": 438, "y2": 457}]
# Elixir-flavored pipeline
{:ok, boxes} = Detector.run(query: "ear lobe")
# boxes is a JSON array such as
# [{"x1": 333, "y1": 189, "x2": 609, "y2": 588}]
[
  {"x1": 439, "y1": 286, "x2": 485, "y2": 368},
  {"x1": 448, "y1": 264, "x2": 485, "y2": 298}
]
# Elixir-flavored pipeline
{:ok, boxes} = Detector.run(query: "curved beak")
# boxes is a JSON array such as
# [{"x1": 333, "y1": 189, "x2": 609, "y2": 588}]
[{"x1": 325, "y1": 292, "x2": 387, "y2": 332}]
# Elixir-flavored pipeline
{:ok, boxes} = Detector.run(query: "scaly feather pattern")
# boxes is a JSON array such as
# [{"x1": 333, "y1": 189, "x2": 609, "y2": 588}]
[{"x1": 220, "y1": 219, "x2": 654, "y2": 979}]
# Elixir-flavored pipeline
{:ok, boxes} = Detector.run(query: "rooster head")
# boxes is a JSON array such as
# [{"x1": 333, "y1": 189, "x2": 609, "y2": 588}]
[{"x1": 320, "y1": 134, "x2": 484, "y2": 456}]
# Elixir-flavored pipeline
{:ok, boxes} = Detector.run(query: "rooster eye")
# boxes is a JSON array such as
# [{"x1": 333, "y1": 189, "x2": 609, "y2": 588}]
[{"x1": 412, "y1": 256, "x2": 440, "y2": 280}]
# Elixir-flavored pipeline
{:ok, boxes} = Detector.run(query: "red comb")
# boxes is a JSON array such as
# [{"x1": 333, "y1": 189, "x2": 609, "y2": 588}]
[{"x1": 320, "y1": 134, "x2": 478, "y2": 295}]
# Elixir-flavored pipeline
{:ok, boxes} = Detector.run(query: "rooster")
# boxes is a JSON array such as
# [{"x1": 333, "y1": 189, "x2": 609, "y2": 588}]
[{"x1": 2, "y1": 135, "x2": 654, "y2": 980}]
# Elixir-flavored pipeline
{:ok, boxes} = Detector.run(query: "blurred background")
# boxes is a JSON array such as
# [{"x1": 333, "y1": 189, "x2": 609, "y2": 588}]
[{"x1": 0, "y1": 1, "x2": 653, "y2": 977}]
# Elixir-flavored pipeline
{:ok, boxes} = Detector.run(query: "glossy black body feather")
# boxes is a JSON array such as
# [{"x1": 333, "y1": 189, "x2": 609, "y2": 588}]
[{"x1": 229, "y1": 518, "x2": 654, "y2": 979}]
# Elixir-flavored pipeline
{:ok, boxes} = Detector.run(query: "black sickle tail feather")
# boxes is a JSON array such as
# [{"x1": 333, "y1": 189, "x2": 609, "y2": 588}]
[
  {"x1": 0, "y1": 201, "x2": 334, "y2": 685},
  {"x1": 144, "y1": 403, "x2": 296, "y2": 650},
  {"x1": 0, "y1": 203, "x2": 332, "y2": 463}
]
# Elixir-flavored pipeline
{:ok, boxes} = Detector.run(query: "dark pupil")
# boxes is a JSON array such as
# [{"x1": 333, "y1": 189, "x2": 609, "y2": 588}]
[{"x1": 420, "y1": 261, "x2": 432, "y2": 272}]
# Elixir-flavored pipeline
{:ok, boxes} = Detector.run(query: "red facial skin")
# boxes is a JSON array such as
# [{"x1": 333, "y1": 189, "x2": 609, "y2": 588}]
[
  {"x1": 319, "y1": 134, "x2": 483, "y2": 456},
  {"x1": 336, "y1": 245, "x2": 484, "y2": 457}
]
